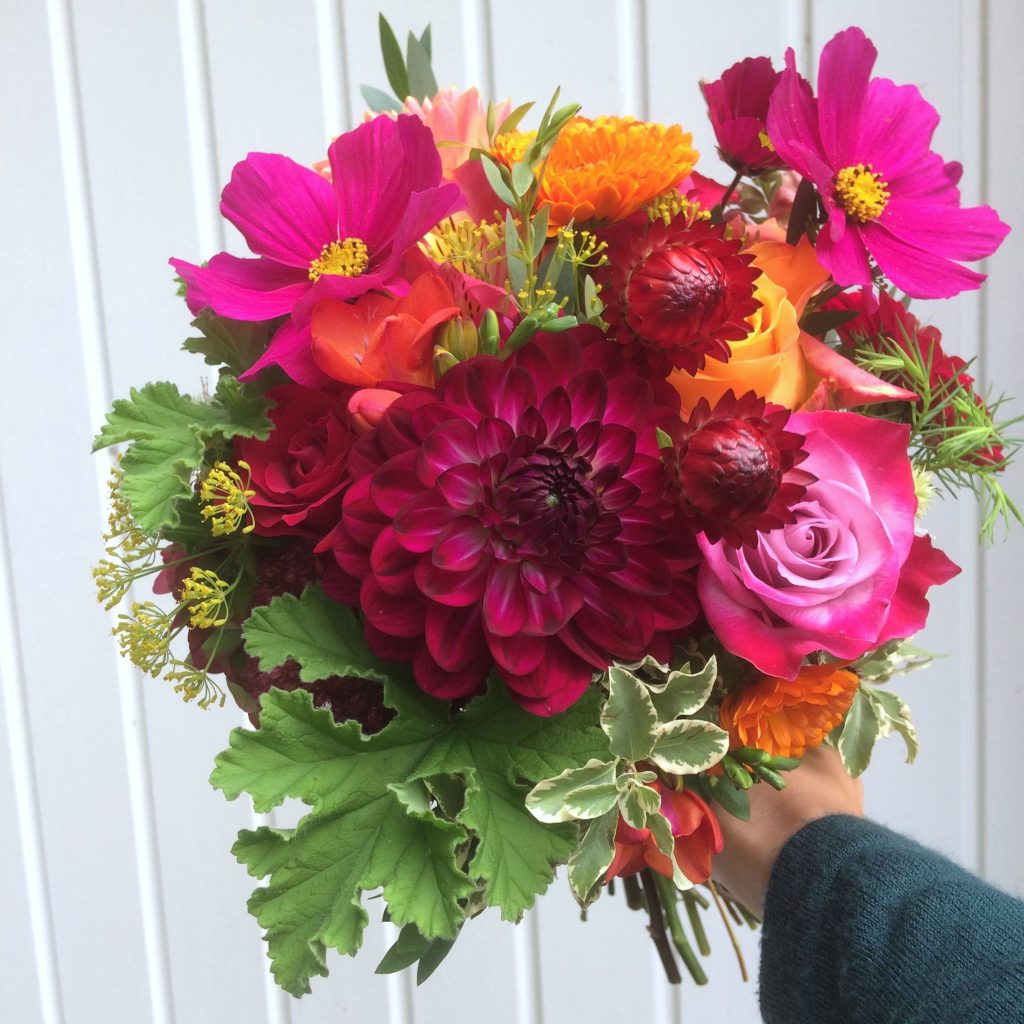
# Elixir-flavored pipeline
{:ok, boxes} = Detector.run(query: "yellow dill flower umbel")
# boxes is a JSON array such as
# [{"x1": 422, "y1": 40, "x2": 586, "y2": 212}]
[
  {"x1": 200, "y1": 461, "x2": 255, "y2": 536},
  {"x1": 181, "y1": 567, "x2": 232, "y2": 629},
  {"x1": 491, "y1": 116, "x2": 698, "y2": 230},
  {"x1": 719, "y1": 663, "x2": 860, "y2": 759}
]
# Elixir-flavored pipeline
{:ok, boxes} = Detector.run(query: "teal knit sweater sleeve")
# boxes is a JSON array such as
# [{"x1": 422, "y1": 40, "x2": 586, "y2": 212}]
[{"x1": 758, "y1": 815, "x2": 1024, "y2": 1023}]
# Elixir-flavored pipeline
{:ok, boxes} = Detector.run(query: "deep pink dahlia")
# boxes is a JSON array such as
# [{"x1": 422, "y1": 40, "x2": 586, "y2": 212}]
[
  {"x1": 320, "y1": 330, "x2": 700, "y2": 715},
  {"x1": 766, "y1": 27, "x2": 1009, "y2": 298},
  {"x1": 170, "y1": 115, "x2": 462, "y2": 385}
]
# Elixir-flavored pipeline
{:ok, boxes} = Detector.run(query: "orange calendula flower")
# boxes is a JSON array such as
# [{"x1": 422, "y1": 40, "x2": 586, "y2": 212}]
[
  {"x1": 719, "y1": 663, "x2": 860, "y2": 758},
  {"x1": 492, "y1": 116, "x2": 698, "y2": 229}
]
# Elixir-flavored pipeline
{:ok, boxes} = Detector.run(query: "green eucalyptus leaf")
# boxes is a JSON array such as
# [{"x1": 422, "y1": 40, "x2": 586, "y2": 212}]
[
  {"x1": 504, "y1": 210, "x2": 528, "y2": 297},
  {"x1": 360, "y1": 84, "x2": 402, "y2": 113},
  {"x1": 567, "y1": 808, "x2": 618, "y2": 908},
  {"x1": 418, "y1": 24, "x2": 432, "y2": 60},
  {"x1": 480, "y1": 154, "x2": 515, "y2": 207},
  {"x1": 601, "y1": 667, "x2": 659, "y2": 762},
  {"x1": 497, "y1": 101, "x2": 535, "y2": 136},
  {"x1": 531, "y1": 204, "x2": 551, "y2": 252},
  {"x1": 416, "y1": 933, "x2": 459, "y2": 985},
  {"x1": 376, "y1": 924, "x2": 434, "y2": 975},
  {"x1": 378, "y1": 14, "x2": 408, "y2": 100},
  {"x1": 405, "y1": 31, "x2": 437, "y2": 101},
  {"x1": 510, "y1": 160, "x2": 534, "y2": 198},
  {"x1": 525, "y1": 758, "x2": 618, "y2": 824},
  {"x1": 709, "y1": 775, "x2": 751, "y2": 821}
]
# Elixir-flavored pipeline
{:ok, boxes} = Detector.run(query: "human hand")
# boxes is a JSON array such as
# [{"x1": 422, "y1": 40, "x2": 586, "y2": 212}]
[{"x1": 711, "y1": 745, "x2": 864, "y2": 919}]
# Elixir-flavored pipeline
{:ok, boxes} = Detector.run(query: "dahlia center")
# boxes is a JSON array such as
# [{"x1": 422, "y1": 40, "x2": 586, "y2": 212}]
[
  {"x1": 308, "y1": 237, "x2": 369, "y2": 282},
  {"x1": 835, "y1": 163, "x2": 890, "y2": 222},
  {"x1": 625, "y1": 244, "x2": 729, "y2": 344}
]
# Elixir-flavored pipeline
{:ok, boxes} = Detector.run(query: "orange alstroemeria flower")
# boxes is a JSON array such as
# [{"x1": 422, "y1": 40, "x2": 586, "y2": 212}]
[{"x1": 310, "y1": 271, "x2": 460, "y2": 389}]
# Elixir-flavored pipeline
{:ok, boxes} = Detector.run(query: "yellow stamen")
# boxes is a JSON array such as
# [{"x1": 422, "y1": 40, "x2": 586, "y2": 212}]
[
  {"x1": 757, "y1": 129, "x2": 775, "y2": 152},
  {"x1": 308, "y1": 237, "x2": 369, "y2": 282},
  {"x1": 181, "y1": 567, "x2": 231, "y2": 629},
  {"x1": 835, "y1": 163, "x2": 890, "y2": 222},
  {"x1": 644, "y1": 190, "x2": 711, "y2": 226},
  {"x1": 200, "y1": 461, "x2": 256, "y2": 536}
]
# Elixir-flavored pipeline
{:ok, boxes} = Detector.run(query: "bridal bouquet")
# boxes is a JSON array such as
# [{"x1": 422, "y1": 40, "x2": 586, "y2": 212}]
[{"x1": 93, "y1": 17, "x2": 1017, "y2": 995}]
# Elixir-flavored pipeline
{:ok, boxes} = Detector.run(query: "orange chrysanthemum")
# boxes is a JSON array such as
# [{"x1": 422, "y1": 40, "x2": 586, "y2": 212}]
[
  {"x1": 491, "y1": 116, "x2": 698, "y2": 229},
  {"x1": 719, "y1": 663, "x2": 860, "y2": 758}
]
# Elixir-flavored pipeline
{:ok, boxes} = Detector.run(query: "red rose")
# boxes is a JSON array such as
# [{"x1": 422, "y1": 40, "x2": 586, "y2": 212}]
[{"x1": 235, "y1": 383, "x2": 355, "y2": 541}]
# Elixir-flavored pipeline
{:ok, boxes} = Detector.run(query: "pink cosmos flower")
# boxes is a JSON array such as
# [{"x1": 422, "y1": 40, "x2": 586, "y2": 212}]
[
  {"x1": 170, "y1": 115, "x2": 462, "y2": 384},
  {"x1": 766, "y1": 27, "x2": 1009, "y2": 298},
  {"x1": 697, "y1": 411, "x2": 960, "y2": 678},
  {"x1": 320, "y1": 330, "x2": 700, "y2": 715}
]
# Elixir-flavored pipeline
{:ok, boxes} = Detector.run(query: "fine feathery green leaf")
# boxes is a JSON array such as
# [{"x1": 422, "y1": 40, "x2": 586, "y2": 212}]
[
  {"x1": 835, "y1": 686, "x2": 881, "y2": 778},
  {"x1": 601, "y1": 667, "x2": 659, "y2": 762},
  {"x1": 360, "y1": 83, "x2": 403, "y2": 113},
  {"x1": 648, "y1": 719, "x2": 730, "y2": 776},
  {"x1": 378, "y1": 14, "x2": 408, "y2": 100},
  {"x1": 242, "y1": 583, "x2": 392, "y2": 684},
  {"x1": 405, "y1": 30, "x2": 438, "y2": 101},
  {"x1": 211, "y1": 681, "x2": 607, "y2": 994},
  {"x1": 567, "y1": 809, "x2": 618, "y2": 907}
]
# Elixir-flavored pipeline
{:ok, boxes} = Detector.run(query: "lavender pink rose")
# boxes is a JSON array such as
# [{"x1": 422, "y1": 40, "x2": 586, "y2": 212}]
[{"x1": 697, "y1": 411, "x2": 960, "y2": 678}]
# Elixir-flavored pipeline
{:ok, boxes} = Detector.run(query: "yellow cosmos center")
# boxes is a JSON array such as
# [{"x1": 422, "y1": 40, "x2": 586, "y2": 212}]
[
  {"x1": 835, "y1": 163, "x2": 890, "y2": 222},
  {"x1": 757, "y1": 129, "x2": 775, "y2": 152},
  {"x1": 308, "y1": 237, "x2": 369, "y2": 282}
]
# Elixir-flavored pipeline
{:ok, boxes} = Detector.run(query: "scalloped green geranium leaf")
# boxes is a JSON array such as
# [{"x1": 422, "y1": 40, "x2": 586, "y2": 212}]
[
  {"x1": 212, "y1": 679, "x2": 607, "y2": 994},
  {"x1": 601, "y1": 667, "x2": 659, "y2": 762},
  {"x1": 649, "y1": 719, "x2": 730, "y2": 776},
  {"x1": 119, "y1": 432, "x2": 203, "y2": 534},
  {"x1": 242, "y1": 583, "x2": 391, "y2": 684},
  {"x1": 183, "y1": 310, "x2": 277, "y2": 375}
]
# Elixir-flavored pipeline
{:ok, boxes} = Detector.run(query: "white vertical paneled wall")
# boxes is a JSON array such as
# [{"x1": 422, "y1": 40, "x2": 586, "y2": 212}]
[{"x1": 2, "y1": 2, "x2": 1021, "y2": 1022}]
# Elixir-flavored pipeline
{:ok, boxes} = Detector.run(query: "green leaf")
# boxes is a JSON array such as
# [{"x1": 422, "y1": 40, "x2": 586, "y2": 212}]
[
  {"x1": 378, "y1": 14, "x2": 408, "y2": 100},
  {"x1": 617, "y1": 776, "x2": 661, "y2": 829},
  {"x1": 416, "y1": 933, "x2": 458, "y2": 985},
  {"x1": 376, "y1": 923, "x2": 434, "y2": 975},
  {"x1": 120, "y1": 433, "x2": 202, "y2": 534},
  {"x1": 526, "y1": 759, "x2": 619, "y2": 823},
  {"x1": 709, "y1": 775, "x2": 751, "y2": 821},
  {"x1": 182, "y1": 310, "x2": 276, "y2": 374},
  {"x1": 649, "y1": 720, "x2": 729, "y2": 776},
  {"x1": 645, "y1": 657, "x2": 718, "y2": 722},
  {"x1": 213, "y1": 376, "x2": 274, "y2": 440},
  {"x1": 601, "y1": 667, "x2": 659, "y2": 762},
  {"x1": 242, "y1": 583, "x2": 390, "y2": 684},
  {"x1": 360, "y1": 83, "x2": 402, "y2": 113},
  {"x1": 510, "y1": 160, "x2": 534, "y2": 199},
  {"x1": 567, "y1": 809, "x2": 618, "y2": 907},
  {"x1": 212, "y1": 681, "x2": 607, "y2": 993},
  {"x1": 504, "y1": 209, "x2": 528, "y2": 297},
  {"x1": 646, "y1": 811, "x2": 691, "y2": 891},
  {"x1": 418, "y1": 24, "x2": 432, "y2": 59},
  {"x1": 835, "y1": 687, "x2": 881, "y2": 778},
  {"x1": 497, "y1": 101, "x2": 534, "y2": 136},
  {"x1": 480, "y1": 155, "x2": 515, "y2": 208},
  {"x1": 405, "y1": 31, "x2": 437, "y2": 101},
  {"x1": 866, "y1": 687, "x2": 919, "y2": 763}
]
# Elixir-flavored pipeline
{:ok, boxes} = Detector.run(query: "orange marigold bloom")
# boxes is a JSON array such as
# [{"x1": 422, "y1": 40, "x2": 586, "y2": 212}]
[
  {"x1": 491, "y1": 116, "x2": 698, "y2": 229},
  {"x1": 719, "y1": 663, "x2": 860, "y2": 758}
]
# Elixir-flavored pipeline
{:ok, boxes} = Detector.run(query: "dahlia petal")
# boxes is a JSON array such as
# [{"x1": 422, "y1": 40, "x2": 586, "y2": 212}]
[
  {"x1": 416, "y1": 559, "x2": 488, "y2": 607},
  {"x1": 493, "y1": 367, "x2": 538, "y2": 425},
  {"x1": 816, "y1": 27, "x2": 877, "y2": 168},
  {"x1": 600, "y1": 479, "x2": 642, "y2": 513},
  {"x1": 475, "y1": 417, "x2": 517, "y2": 459},
  {"x1": 425, "y1": 602, "x2": 487, "y2": 672},
  {"x1": 340, "y1": 477, "x2": 390, "y2": 549},
  {"x1": 413, "y1": 644, "x2": 489, "y2": 700},
  {"x1": 500, "y1": 642, "x2": 593, "y2": 716},
  {"x1": 483, "y1": 563, "x2": 528, "y2": 636},
  {"x1": 220, "y1": 152, "x2": 337, "y2": 266},
  {"x1": 608, "y1": 548, "x2": 672, "y2": 596},
  {"x1": 539, "y1": 387, "x2": 573, "y2": 436},
  {"x1": 360, "y1": 575, "x2": 426, "y2": 638},
  {"x1": 392, "y1": 491, "x2": 458, "y2": 552},
  {"x1": 432, "y1": 519, "x2": 489, "y2": 572},
  {"x1": 486, "y1": 631, "x2": 547, "y2": 675},
  {"x1": 605, "y1": 377, "x2": 655, "y2": 433},
  {"x1": 369, "y1": 526, "x2": 419, "y2": 594},
  {"x1": 436, "y1": 464, "x2": 485, "y2": 509},
  {"x1": 418, "y1": 419, "x2": 480, "y2": 479},
  {"x1": 371, "y1": 451, "x2": 422, "y2": 517},
  {"x1": 566, "y1": 371, "x2": 609, "y2": 425},
  {"x1": 522, "y1": 580, "x2": 585, "y2": 636},
  {"x1": 364, "y1": 621, "x2": 418, "y2": 662},
  {"x1": 170, "y1": 254, "x2": 309, "y2": 321},
  {"x1": 592, "y1": 424, "x2": 637, "y2": 472}
]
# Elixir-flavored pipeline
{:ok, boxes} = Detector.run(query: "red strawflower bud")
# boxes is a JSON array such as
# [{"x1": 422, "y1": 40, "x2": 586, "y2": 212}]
[
  {"x1": 669, "y1": 390, "x2": 814, "y2": 546},
  {"x1": 600, "y1": 217, "x2": 761, "y2": 374}
]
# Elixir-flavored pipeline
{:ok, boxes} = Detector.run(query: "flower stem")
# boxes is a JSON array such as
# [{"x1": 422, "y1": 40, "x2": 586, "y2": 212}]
[
  {"x1": 715, "y1": 169, "x2": 744, "y2": 219},
  {"x1": 656, "y1": 876, "x2": 708, "y2": 985},
  {"x1": 682, "y1": 890, "x2": 712, "y2": 956},
  {"x1": 639, "y1": 869, "x2": 682, "y2": 985},
  {"x1": 622, "y1": 873, "x2": 647, "y2": 912},
  {"x1": 708, "y1": 879, "x2": 749, "y2": 982}
]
